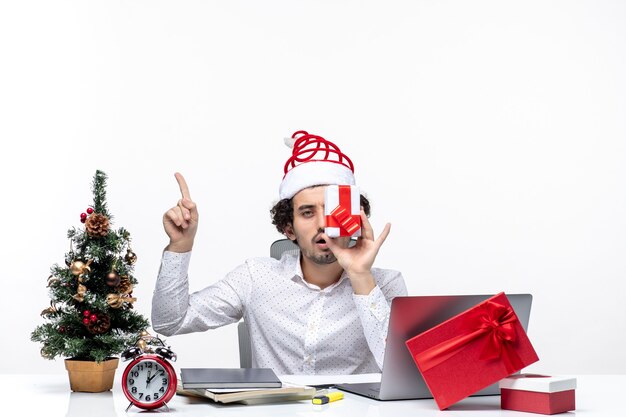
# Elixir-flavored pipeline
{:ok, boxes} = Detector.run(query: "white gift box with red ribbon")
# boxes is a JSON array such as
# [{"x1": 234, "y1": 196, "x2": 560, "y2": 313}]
[
  {"x1": 324, "y1": 185, "x2": 361, "y2": 238},
  {"x1": 499, "y1": 374, "x2": 576, "y2": 415}
]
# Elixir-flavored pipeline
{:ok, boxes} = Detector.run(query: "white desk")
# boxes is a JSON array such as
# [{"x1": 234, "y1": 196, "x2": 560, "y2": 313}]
[{"x1": 2, "y1": 374, "x2": 623, "y2": 416}]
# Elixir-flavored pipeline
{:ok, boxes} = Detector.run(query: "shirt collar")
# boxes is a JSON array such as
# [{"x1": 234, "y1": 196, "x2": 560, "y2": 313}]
[{"x1": 285, "y1": 253, "x2": 348, "y2": 291}]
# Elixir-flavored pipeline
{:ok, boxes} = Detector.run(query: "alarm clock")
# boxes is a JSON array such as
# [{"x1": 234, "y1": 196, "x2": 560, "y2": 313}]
[{"x1": 121, "y1": 333, "x2": 177, "y2": 411}]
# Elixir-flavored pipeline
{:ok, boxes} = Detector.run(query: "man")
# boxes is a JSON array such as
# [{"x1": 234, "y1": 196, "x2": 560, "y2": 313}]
[{"x1": 152, "y1": 131, "x2": 407, "y2": 375}]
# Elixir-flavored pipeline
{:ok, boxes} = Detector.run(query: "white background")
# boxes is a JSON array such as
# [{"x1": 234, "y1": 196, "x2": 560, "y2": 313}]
[{"x1": 1, "y1": 1, "x2": 624, "y2": 375}]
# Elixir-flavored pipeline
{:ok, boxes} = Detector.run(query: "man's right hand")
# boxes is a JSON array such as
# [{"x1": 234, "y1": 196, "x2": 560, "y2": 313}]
[{"x1": 163, "y1": 172, "x2": 198, "y2": 253}]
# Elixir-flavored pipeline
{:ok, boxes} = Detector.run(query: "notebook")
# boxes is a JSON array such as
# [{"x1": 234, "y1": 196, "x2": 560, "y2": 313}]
[
  {"x1": 176, "y1": 379, "x2": 316, "y2": 404},
  {"x1": 180, "y1": 368, "x2": 282, "y2": 389},
  {"x1": 336, "y1": 293, "x2": 533, "y2": 401}
]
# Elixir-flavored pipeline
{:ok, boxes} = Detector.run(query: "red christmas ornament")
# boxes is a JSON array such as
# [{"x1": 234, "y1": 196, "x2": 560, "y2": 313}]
[
  {"x1": 82, "y1": 318, "x2": 90, "y2": 325},
  {"x1": 86, "y1": 207, "x2": 94, "y2": 214},
  {"x1": 83, "y1": 310, "x2": 91, "y2": 317},
  {"x1": 80, "y1": 213, "x2": 87, "y2": 220},
  {"x1": 80, "y1": 218, "x2": 86, "y2": 224},
  {"x1": 90, "y1": 314, "x2": 98, "y2": 323},
  {"x1": 59, "y1": 326, "x2": 66, "y2": 334}
]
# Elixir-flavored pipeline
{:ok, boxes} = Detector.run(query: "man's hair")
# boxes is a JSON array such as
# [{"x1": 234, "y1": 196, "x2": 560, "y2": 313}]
[{"x1": 270, "y1": 190, "x2": 371, "y2": 236}]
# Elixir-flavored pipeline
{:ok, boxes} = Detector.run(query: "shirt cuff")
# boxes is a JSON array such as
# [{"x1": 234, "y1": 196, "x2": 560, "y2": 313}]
[
  {"x1": 352, "y1": 286, "x2": 389, "y2": 322},
  {"x1": 155, "y1": 251, "x2": 192, "y2": 292}
]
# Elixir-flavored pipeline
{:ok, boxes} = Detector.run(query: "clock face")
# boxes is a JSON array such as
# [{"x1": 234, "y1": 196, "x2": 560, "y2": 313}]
[{"x1": 122, "y1": 356, "x2": 176, "y2": 409}]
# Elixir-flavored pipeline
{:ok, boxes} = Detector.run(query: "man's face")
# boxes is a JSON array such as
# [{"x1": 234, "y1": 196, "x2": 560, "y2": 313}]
[{"x1": 287, "y1": 186, "x2": 352, "y2": 265}]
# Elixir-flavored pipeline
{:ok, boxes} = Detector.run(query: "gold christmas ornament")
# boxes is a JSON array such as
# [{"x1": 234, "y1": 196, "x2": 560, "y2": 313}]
[
  {"x1": 70, "y1": 259, "x2": 92, "y2": 276},
  {"x1": 125, "y1": 249, "x2": 137, "y2": 265},
  {"x1": 85, "y1": 213, "x2": 110, "y2": 237},
  {"x1": 106, "y1": 293, "x2": 137, "y2": 308},
  {"x1": 72, "y1": 283, "x2": 87, "y2": 302},
  {"x1": 106, "y1": 293, "x2": 124, "y2": 308},
  {"x1": 40, "y1": 301, "x2": 58, "y2": 317},
  {"x1": 137, "y1": 338, "x2": 147, "y2": 351},
  {"x1": 132, "y1": 331, "x2": 165, "y2": 354}
]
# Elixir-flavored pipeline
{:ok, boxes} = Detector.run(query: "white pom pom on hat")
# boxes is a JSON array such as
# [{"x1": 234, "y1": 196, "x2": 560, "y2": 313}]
[{"x1": 279, "y1": 130, "x2": 356, "y2": 200}]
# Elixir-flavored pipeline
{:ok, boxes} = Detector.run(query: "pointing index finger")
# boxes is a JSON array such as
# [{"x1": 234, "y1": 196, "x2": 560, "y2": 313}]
[{"x1": 174, "y1": 172, "x2": 191, "y2": 200}]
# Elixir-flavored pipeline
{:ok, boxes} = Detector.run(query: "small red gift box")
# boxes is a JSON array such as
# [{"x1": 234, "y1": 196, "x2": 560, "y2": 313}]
[
  {"x1": 500, "y1": 374, "x2": 576, "y2": 415},
  {"x1": 324, "y1": 185, "x2": 361, "y2": 238},
  {"x1": 405, "y1": 292, "x2": 539, "y2": 410}
]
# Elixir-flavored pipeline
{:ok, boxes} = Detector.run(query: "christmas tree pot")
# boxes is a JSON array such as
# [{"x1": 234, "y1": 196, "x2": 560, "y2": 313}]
[{"x1": 64, "y1": 357, "x2": 119, "y2": 392}]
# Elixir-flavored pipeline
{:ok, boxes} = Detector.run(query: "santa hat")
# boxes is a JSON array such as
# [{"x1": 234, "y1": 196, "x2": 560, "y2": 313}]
[{"x1": 279, "y1": 130, "x2": 356, "y2": 200}]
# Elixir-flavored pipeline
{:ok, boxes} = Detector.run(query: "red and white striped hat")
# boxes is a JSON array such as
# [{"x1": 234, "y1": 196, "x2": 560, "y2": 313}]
[{"x1": 279, "y1": 130, "x2": 356, "y2": 200}]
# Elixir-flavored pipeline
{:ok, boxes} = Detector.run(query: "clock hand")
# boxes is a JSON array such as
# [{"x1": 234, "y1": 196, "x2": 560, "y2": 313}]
[
  {"x1": 146, "y1": 370, "x2": 152, "y2": 385},
  {"x1": 147, "y1": 370, "x2": 164, "y2": 383}
]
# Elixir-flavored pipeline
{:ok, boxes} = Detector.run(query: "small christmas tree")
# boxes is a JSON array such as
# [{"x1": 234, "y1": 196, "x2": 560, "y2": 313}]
[{"x1": 31, "y1": 170, "x2": 149, "y2": 362}]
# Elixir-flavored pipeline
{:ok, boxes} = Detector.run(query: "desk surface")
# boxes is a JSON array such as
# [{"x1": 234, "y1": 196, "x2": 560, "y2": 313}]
[{"x1": 2, "y1": 374, "x2": 623, "y2": 416}]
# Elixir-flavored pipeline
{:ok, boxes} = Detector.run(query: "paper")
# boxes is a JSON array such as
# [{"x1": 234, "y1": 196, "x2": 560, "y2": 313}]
[{"x1": 176, "y1": 379, "x2": 316, "y2": 404}]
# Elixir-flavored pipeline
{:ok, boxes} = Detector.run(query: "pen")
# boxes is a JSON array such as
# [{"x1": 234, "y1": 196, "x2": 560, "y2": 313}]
[{"x1": 312, "y1": 391, "x2": 344, "y2": 404}]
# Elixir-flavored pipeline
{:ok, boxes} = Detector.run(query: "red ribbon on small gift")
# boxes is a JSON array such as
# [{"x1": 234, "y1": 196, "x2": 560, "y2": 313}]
[
  {"x1": 414, "y1": 300, "x2": 525, "y2": 375},
  {"x1": 326, "y1": 185, "x2": 360, "y2": 236}
]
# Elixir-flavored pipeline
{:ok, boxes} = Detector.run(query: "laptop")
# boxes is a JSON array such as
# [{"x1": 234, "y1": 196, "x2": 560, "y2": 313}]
[{"x1": 336, "y1": 293, "x2": 533, "y2": 401}]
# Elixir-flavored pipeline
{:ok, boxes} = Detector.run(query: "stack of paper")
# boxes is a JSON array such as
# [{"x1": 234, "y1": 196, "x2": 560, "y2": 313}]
[{"x1": 176, "y1": 380, "x2": 316, "y2": 405}]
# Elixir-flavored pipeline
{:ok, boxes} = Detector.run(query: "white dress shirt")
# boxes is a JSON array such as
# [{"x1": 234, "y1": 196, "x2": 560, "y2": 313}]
[{"x1": 152, "y1": 251, "x2": 407, "y2": 375}]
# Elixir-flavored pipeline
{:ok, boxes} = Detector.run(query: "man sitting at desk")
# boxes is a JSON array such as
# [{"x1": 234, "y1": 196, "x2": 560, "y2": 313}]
[{"x1": 151, "y1": 131, "x2": 407, "y2": 375}]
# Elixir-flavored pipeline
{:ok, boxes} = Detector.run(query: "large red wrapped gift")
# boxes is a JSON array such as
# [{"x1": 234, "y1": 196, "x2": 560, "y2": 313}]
[{"x1": 405, "y1": 292, "x2": 539, "y2": 410}]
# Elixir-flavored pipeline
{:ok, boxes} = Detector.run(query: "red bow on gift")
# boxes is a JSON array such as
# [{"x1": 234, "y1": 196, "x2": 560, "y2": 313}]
[
  {"x1": 415, "y1": 300, "x2": 525, "y2": 375},
  {"x1": 325, "y1": 185, "x2": 360, "y2": 236}
]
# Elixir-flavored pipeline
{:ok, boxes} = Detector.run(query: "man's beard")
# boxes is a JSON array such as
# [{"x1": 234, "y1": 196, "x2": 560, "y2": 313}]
[
  {"x1": 300, "y1": 242, "x2": 337, "y2": 265},
  {"x1": 307, "y1": 250, "x2": 337, "y2": 265}
]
